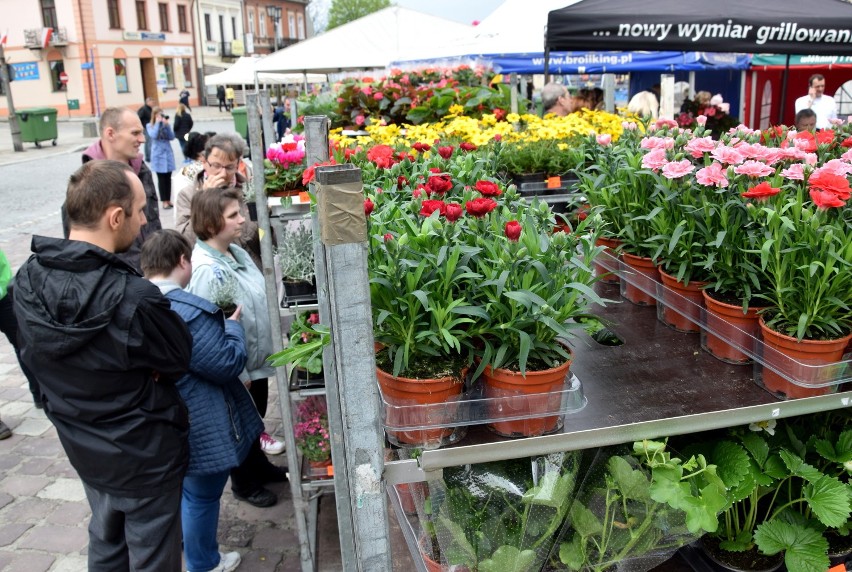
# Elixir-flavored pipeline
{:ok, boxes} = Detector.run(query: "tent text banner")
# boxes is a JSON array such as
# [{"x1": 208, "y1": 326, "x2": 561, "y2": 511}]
[{"x1": 546, "y1": 0, "x2": 852, "y2": 55}]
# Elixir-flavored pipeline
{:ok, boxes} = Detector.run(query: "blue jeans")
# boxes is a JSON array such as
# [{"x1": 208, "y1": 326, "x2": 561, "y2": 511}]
[{"x1": 182, "y1": 470, "x2": 230, "y2": 572}]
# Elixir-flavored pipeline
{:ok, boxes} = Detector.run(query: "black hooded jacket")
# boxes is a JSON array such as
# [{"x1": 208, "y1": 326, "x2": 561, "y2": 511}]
[{"x1": 14, "y1": 236, "x2": 192, "y2": 497}]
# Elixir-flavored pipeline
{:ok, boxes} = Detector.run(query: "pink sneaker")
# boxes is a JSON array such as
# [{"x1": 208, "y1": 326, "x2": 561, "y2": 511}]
[{"x1": 260, "y1": 432, "x2": 285, "y2": 455}]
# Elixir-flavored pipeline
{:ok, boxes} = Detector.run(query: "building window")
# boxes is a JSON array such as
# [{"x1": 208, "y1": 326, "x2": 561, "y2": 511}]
[
  {"x1": 159, "y1": 3, "x2": 170, "y2": 32},
  {"x1": 49, "y1": 60, "x2": 66, "y2": 92},
  {"x1": 136, "y1": 0, "x2": 148, "y2": 30},
  {"x1": 297, "y1": 13, "x2": 305, "y2": 40},
  {"x1": 41, "y1": 0, "x2": 58, "y2": 30},
  {"x1": 204, "y1": 13, "x2": 211, "y2": 41},
  {"x1": 114, "y1": 58, "x2": 129, "y2": 92},
  {"x1": 248, "y1": 11, "x2": 255, "y2": 35},
  {"x1": 218, "y1": 15, "x2": 225, "y2": 40},
  {"x1": 107, "y1": 0, "x2": 121, "y2": 28},
  {"x1": 288, "y1": 12, "x2": 296, "y2": 38},
  {"x1": 177, "y1": 5, "x2": 187, "y2": 32},
  {"x1": 180, "y1": 58, "x2": 192, "y2": 87},
  {"x1": 231, "y1": 17, "x2": 236, "y2": 40},
  {"x1": 259, "y1": 12, "x2": 265, "y2": 38},
  {"x1": 159, "y1": 57, "x2": 174, "y2": 88}
]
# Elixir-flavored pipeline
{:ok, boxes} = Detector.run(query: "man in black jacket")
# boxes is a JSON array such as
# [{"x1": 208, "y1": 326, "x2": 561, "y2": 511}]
[{"x1": 15, "y1": 160, "x2": 192, "y2": 572}]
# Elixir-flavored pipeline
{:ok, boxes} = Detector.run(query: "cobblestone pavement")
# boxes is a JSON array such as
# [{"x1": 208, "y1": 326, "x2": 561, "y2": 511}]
[{"x1": 0, "y1": 105, "x2": 345, "y2": 571}]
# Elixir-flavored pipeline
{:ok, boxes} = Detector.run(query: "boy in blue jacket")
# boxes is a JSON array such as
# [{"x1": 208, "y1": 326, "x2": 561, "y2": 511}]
[{"x1": 141, "y1": 230, "x2": 267, "y2": 572}]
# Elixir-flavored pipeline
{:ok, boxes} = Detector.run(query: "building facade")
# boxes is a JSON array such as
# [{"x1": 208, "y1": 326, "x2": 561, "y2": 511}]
[
  {"x1": 243, "y1": 0, "x2": 308, "y2": 55},
  {"x1": 0, "y1": 0, "x2": 197, "y2": 118}
]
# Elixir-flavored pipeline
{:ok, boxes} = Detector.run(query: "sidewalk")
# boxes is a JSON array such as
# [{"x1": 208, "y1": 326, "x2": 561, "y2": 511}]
[{"x1": 0, "y1": 104, "x2": 235, "y2": 167}]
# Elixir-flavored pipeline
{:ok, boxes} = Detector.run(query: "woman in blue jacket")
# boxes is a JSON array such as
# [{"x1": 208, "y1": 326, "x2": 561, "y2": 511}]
[
  {"x1": 142, "y1": 230, "x2": 262, "y2": 572},
  {"x1": 147, "y1": 106, "x2": 176, "y2": 209}
]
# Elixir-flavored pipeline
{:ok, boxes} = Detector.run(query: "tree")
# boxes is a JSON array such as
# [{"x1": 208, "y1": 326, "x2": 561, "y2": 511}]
[{"x1": 326, "y1": 0, "x2": 391, "y2": 30}]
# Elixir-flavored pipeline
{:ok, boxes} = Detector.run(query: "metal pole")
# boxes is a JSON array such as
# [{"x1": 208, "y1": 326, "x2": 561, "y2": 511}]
[
  {"x1": 90, "y1": 47, "x2": 101, "y2": 117},
  {"x1": 246, "y1": 93, "x2": 317, "y2": 572},
  {"x1": 0, "y1": 45, "x2": 24, "y2": 152}
]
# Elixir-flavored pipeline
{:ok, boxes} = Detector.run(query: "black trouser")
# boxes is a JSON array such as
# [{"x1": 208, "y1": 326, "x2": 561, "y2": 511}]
[
  {"x1": 156, "y1": 172, "x2": 171, "y2": 203},
  {"x1": 230, "y1": 377, "x2": 275, "y2": 495},
  {"x1": 0, "y1": 286, "x2": 41, "y2": 407},
  {"x1": 218, "y1": 97, "x2": 227, "y2": 112}
]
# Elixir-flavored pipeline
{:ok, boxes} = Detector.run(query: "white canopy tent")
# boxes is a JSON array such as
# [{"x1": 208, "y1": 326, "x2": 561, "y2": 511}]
[
  {"x1": 254, "y1": 6, "x2": 472, "y2": 74},
  {"x1": 204, "y1": 56, "x2": 326, "y2": 86}
]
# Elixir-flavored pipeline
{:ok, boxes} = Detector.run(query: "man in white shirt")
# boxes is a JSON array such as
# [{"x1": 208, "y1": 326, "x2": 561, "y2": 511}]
[{"x1": 794, "y1": 74, "x2": 837, "y2": 129}]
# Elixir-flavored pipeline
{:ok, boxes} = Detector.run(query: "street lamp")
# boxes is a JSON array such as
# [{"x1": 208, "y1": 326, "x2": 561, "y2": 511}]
[{"x1": 266, "y1": 5, "x2": 281, "y2": 52}]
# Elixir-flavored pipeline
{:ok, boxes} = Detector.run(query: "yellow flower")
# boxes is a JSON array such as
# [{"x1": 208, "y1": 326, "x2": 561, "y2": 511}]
[{"x1": 447, "y1": 104, "x2": 465, "y2": 117}]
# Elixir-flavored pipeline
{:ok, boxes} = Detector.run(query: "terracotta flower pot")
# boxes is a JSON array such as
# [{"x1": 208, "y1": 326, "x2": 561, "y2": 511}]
[
  {"x1": 394, "y1": 482, "x2": 427, "y2": 516},
  {"x1": 376, "y1": 367, "x2": 464, "y2": 447},
  {"x1": 594, "y1": 236, "x2": 621, "y2": 285},
  {"x1": 757, "y1": 318, "x2": 851, "y2": 399},
  {"x1": 701, "y1": 292, "x2": 765, "y2": 364},
  {"x1": 657, "y1": 269, "x2": 707, "y2": 333},
  {"x1": 482, "y1": 356, "x2": 571, "y2": 438},
  {"x1": 619, "y1": 253, "x2": 660, "y2": 306}
]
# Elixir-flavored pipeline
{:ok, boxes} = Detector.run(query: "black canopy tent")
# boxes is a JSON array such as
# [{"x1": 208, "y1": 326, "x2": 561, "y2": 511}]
[{"x1": 544, "y1": 0, "x2": 852, "y2": 123}]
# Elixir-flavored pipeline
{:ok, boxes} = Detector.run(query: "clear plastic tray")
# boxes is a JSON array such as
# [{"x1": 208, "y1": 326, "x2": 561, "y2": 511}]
[
  {"x1": 600, "y1": 250, "x2": 852, "y2": 398},
  {"x1": 378, "y1": 373, "x2": 586, "y2": 449}
]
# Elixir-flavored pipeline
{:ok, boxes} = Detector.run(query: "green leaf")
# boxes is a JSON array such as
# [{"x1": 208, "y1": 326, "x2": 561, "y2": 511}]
[
  {"x1": 478, "y1": 546, "x2": 537, "y2": 572},
  {"x1": 523, "y1": 472, "x2": 574, "y2": 508},
  {"x1": 568, "y1": 501, "x2": 603, "y2": 538},
  {"x1": 754, "y1": 520, "x2": 829, "y2": 572},
  {"x1": 608, "y1": 456, "x2": 650, "y2": 501},
  {"x1": 558, "y1": 536, "x2": 585, "y2": 570},
  {"x1": 712, "y1": 441, "x2": 751, "y2": 490},
  {"x1": 804, "y1": 476, "x2": 852, "y2": 528}
]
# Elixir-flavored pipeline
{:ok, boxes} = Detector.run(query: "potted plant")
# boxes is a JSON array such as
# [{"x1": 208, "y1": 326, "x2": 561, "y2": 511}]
[
  {"x1": 685, "y1": 413, "x2": 851, "y2": 571},
  {"x1": 422, "y1": 451, "x2": 581, "y2": 572},
  {"x1": 284, "y1": 311, "x2": 325, "y2": 385},
  {"x1": 747, "y1": 165, "x2": 852, "y2": 398},
  {"x1": 265, "y1": 133, "x2": 307, "y2": 196},
  {"x1": 208, "y1": 269, "x2": 239, "y2": 315},
  {"x1": 293, "y1": 395, "x2": 332, "y2": 478},
  {"x1": 557, "y1": 440, "x2": 725, "y2": 572},
  {"x1": 275, "y1": 220, "x2": 317, "y2": 308}
]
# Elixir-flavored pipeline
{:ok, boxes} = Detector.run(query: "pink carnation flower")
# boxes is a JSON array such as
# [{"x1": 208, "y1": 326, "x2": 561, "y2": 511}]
[
  {"x1": 596, "y1": 134, "x2": 612, "y2": 146},
  {"x1": 711, "y1": 145, "x2": 745, "y2": 166},
  {"x1": 733, "y1": 160, "x2": 775, "y2": 178},
  {"x1": 653, "y1": 118, "x2": 679, "y2": 130},
  {"x1": 662, "y1": 159, "x2": 694, "y2": 179},
  {"x1": 803, "y1": 153, "x2": 818, "y2": 165},
  {"x1": 696, "y1": 115, "x2": 707, "y2": 126},
  {"x1": 696, "y1": 162, "x2": 729, "y2": 187},
  {"x1": 817, "y1": 159, "x2": 852, "y2": 177},
  {"x1": 684, "y1": 136, "x2": 716, "y2": 158},
  {"x1": 841, "y1": 148, "x2": 852, "y2": 162},
  {"x1": 641, "y1": 148, "x2": 669, "y2": 171},
  {"x1": 640, "y1": 136, "x2": 675, "y2": 150},
  {"x1": 781, "y1": 163, "x2": 806, "y2": 180}
]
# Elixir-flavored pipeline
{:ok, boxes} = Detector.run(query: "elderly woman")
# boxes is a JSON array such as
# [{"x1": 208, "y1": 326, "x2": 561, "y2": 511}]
[
  {"x1": 147, "y1": 106, "x2": 176, "y2": 209},
  {"x1": 186, "y1": 187, "x2": 286, "y2": 508},
  {"x1": 176, "y1": 133, "x2": 262, "y2": 270}
]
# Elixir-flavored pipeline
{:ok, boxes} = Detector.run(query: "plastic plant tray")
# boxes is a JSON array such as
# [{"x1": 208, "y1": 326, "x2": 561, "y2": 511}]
[{"x1": 596, "y1": 250, "x2": 852, "y2": 394}]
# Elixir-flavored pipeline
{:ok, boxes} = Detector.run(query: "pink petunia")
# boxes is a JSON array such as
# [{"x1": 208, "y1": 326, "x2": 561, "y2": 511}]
[
  {"x1": 641, "y1": 148, "x2": 669, "y2": 171},
  {"x1": 695, "y1": 162, "x2": 729, "y2": 187},
  {"x1": 684, "y1": 136, "x2": 716, "y2": 159},
  {"x1": 661, "y1": 160, "x2": 695, "y2": 179},
  {"x1": 733, "y1": 160, "x2": 774, "y2": 178}
]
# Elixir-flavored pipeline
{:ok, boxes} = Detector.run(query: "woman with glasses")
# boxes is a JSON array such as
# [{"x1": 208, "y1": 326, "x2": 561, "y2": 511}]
[{"x1": 175, "y1": 133, "x2": 261, "y2": 269}]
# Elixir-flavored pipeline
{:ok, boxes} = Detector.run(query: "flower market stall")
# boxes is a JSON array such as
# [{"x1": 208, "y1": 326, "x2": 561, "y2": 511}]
[{"x1": 242, "y1": 49, "x2": 852, "y2": 569}]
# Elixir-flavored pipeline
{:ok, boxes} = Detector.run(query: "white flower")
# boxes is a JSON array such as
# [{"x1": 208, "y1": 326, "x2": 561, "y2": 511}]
[{"x1": 748, "y1": 419, "x2": 776, "y2": 436}]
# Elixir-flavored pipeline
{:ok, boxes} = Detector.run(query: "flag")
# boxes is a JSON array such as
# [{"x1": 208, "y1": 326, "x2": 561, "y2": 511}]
[
  {"x1": 40, "y1": 28, "x2": 52, "y2": 48},
  {"x1": 0, "y1": 32, "x2": 7, "y2": 46}
]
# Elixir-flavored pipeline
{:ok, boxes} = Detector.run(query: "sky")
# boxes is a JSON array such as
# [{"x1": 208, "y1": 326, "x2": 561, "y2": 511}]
[{"x1": 308, "y1": 0, "x2": 505, "y2": 32}]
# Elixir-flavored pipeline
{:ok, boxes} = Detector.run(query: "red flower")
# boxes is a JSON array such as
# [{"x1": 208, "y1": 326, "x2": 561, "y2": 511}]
[
  {"x1": 397, "y1": 151, "x2": 415, "y2": 162},
  {"x1": 459, "y1": 142, "x2": 477, "y2": 152},
  {"x1": 809, "y1": 171, "x2": 852, "y2": 200},
  {"x1": 426, "y1": 174, "x2": 453, "y2": 195},
  {"x1": 492, "y1": 108, "x2": 507, "y2": 121},
  {"x1": 412, "y1": 142, "x2": 431, "y2": 153},
  {"x1": 842, "y1": 136, "x2": 852, "y2": 148},
  {"x1": 428, "y1": 167, "x2": 441, "y2": 174},
  {"x1": 741, "y1": 182, "x2": 781, "y2": 201},
  {"x1": 420, "y1": 199, "x2": 446, "y2": 217},
  {"x1": 809, "y1": 189, "x2": 847, "y2": 209},
  {"x1": 465, "y1": 197, "x2": 497, "y2": 218},
  {"x1": 493, "y1": 134, "x2": 502, "y2": 141},
  {"x1": 364, "y1": 198, "x2": 374, "y2": 216},
  {"x1": 397, "y1": 175, "x2": 408, "y2": 189},
  {"x1": 793, "y1": 131, "x2": 817, "y2": 153},
  {"x1": 437, "y1": 146, "x2": 454, "y2": 159},
  {"x1": 302, "y1": 159, "x2": 336, "y2": 186},
  {"x1": 366, "y1": 145, "x2": 395, "y2": 169},
  {"x1": 444, "y1": 203, "x2": 463, "y2": 222},
  {"x1": 412, "y1": 186, "x2": 424, "y2": 198},
  {"x1": 504, "y1": 220, "x2": 522, "y2": 241},
  {"x1": 383, "y1": 233, "x2": 393, "y2": 242},
  {"x1": 816, "y1": 130, "x2": 836, "y2": 146},
  {"x1": 307, "y1": 313, "x2": 320, "y2": 324},
  {"x1": 474, "y1": 180, "x2": 501, "y2": 196}
]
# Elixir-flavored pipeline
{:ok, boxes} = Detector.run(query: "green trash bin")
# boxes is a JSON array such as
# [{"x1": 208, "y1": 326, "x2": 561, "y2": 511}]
[
  {"x1": 18, "y1": 107, "x2": 58, "y2": 148},
  {"x1": 231, "y1": 107, "x2": 247, "y2": 138}
]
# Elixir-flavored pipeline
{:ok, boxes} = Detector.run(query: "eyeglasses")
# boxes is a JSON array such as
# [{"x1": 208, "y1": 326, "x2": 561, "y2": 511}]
[{"x1": 207, "y1": 162, "x2": 239, "y2": 173}]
